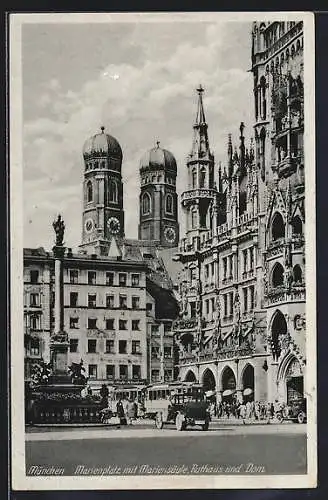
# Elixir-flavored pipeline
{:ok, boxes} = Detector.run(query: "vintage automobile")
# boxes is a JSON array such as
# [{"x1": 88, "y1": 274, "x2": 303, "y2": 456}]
[
  {"x1": 145, "y1": 382, "x2": 211, "y2": 431},
  {"x1": 276, "y1": 398, "x2": 307, "y2": 424}
]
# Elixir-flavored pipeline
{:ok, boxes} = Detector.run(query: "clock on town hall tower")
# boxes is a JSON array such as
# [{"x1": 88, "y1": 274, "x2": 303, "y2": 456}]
[{"x1": 80, "y1": 126, "x2": 125, "y2": 254}]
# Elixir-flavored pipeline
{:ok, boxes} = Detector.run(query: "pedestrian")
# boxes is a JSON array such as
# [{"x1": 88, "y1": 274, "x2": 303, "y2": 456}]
[
  {"x1": 100, "y1": 384, "x2": 109, "y2": 408},
  {"x1": 126, "y1": 398, "x2": 136, "y2": 425},
  {"x1": 116, "y1": 398, "x2": 127, "y2": 426}
]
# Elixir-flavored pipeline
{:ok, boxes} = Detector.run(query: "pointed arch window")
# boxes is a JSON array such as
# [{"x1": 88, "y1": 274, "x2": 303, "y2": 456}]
[
  {"x1": 272, "y1": 212, "x2": 285, "y2": 240},
  {"x1": 87, "y1": 181, "x2": 93, "y2": 203},
  {"x1": 200, "y1": 168, "x2": 206, "y2": 188},
  {"x1": 109, "y1": 180, "x2": 118, "y2": 203},
  {"x1": 192, "y1": 169, "x2": 197, "y2": 188},
  {"x1": 259, "y1": 128, "x2": 266, "y2": 179},
  {"x1": 165, "y1": 193, "x2": 173, "y2": 214},
  {"x1": 142, "y1": 192, "x2": 151, "y2": 215},
  {"x1": 191, "y1": 210, "x2": 197, "y2": 229},
  {"x1": 293, "y1": 264, "x2": 302, "y2": 284},
  {"x1": 271, "y1": 310, "x2": 287, "y2": 361},
  {"x1": 260, "y1": 76, "x2": 267, "y2": 120},
  {"x1": 272, "y1": 262, "x2": 285, "y2": 288},
  {"x1": 291, "y1": 215, "x2": 303, "y2": 236}
]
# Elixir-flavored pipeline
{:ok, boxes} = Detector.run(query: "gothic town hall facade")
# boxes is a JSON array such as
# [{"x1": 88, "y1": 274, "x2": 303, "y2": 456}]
[{"x1": 174, "y1": 21, "x2": 306, "y2": 405}]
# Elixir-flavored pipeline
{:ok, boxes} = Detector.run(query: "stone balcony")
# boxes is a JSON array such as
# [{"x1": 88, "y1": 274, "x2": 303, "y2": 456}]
[
  {"x1": 181, "y1": 188, "x2": 218, "y2": 206},
  {"x1": 178, "y1": 345, "x2": 256, "y2": 366},
  {"x1": 266, "y1": 285, "x2": 305, "y2": 305}
]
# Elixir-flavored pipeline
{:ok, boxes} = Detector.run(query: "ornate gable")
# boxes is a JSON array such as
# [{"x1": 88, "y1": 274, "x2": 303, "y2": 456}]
[{"x1": 266, "y1": 186, "x2": 287, "y2": 230}]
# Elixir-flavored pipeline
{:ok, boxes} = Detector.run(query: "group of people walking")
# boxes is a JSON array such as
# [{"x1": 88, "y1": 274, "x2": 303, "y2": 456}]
[
  {"x1": 209, "y1": 399, "x2": 286, "y2": 421},
  {"x1": 115, "y1": 398, "x2": 139, "y2": 425}
]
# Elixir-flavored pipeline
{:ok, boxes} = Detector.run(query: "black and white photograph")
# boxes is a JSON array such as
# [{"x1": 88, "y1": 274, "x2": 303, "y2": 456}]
[{"x1": 10, "y1": 12, "x2": 316, "y2": 489}]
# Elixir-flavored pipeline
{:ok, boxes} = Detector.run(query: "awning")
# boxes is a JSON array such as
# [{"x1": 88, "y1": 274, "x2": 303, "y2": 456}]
[
  {"x1": 243, "y1": 388, "x2": 253, "y2": 396},
  {"x1": 205, "y1": 390, "x2": 216, "y2": 397},
  {"x1": 222, "y1": 389, "x2": 235, "y2": 397}
]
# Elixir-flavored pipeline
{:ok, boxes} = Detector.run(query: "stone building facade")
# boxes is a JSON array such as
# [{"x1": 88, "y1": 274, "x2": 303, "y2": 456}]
[
  {"x1": 174, "y1": 21, "x2": 305, "y2": 405},
  {"x1": 24, "y1": 127, "x2": 179, "y2": 388}
]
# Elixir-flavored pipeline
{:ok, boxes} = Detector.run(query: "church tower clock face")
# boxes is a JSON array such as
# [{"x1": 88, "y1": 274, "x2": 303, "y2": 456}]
[
  {"x1": 164, "y1": 226, "x2": 176, "y2": 244},
  {"x1": 107, "y1": 216, "x2": 120, "y2": 235},
  {"x1": 85, "y1": 218, "x2": 94, "y2": 233}
]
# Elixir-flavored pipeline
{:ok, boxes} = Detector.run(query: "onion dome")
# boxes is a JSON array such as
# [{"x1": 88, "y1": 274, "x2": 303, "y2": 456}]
[
  {"x1": 83, "y1": 126, "x2": 122, "y2": 161},
  {"x1": 140, "y1": 141, "x2": 177, "y2": 173}
]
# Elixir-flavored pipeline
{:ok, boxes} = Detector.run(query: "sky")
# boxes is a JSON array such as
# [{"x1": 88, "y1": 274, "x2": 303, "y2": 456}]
[{"x1": 22, "y1": 17, "x2": 254, "y2": 249}]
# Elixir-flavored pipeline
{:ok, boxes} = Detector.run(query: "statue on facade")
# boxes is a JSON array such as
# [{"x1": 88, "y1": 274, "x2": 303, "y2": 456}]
[{"x1": 53, "y1": 214, "x2": 65, "y2": 246}]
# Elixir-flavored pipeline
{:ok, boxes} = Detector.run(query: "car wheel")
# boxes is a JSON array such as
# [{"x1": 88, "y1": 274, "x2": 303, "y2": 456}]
[
  {"x1": 202, "y1": 417, "x2": 210, "y2": 431},
  {"x1": 276, "y1": 412, "x2": 283, "y2": 424},
  {"x1": 297, "y1": 411, "x2": 305, "y2": 424},
  {"x1": 175, "y1": 413, "x2": 185, "y2": 431},
  {"x1": 155, "y1": 412, "x2": 164, "y2": 429}
]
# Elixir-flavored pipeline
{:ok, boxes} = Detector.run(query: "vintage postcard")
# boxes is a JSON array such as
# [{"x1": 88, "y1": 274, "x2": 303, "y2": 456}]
[{"x1": 10, "y1": 11, "x2": 316, "y2": 490}]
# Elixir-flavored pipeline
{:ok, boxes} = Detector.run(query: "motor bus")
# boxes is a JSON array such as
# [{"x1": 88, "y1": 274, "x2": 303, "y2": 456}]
[
  {"x1": 107, "y1": 384, "x2": 146, "y2": 415},
  {"x1": 144, "y1": 382, "x2": 210, "y2": 431}
]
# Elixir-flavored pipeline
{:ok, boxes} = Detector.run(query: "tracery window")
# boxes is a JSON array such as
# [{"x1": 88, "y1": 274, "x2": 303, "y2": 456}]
[
  {"x1": 272, "y1": 262, "x2": 285, "y2": 287},
  {"x1": 165, "y1": 193, "x2": 173, "y2": 214},
  {"x1": 109, "y1": 180, "x2": 118, "y2": 203},
  {"x1": 87, "y1": 181, "x2": 93, "y2": 203},
  {"x1": 142, "y1": 192, "x2": 151, "y2": 215},
  {"x1": 272, "y1": 212, "x2": 285, "y2": 240}
]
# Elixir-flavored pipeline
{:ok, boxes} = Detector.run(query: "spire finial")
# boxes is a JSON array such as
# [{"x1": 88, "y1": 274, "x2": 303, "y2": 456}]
[
  {"x1": 196, "y1": 84, "x2": 204, "y2": 95},
  {"x1": 100, "y1": 126, "x2": 105, "y2": 133},
  {"x1": 195, "y1": 84, "x2": 206, "y2": 125}
]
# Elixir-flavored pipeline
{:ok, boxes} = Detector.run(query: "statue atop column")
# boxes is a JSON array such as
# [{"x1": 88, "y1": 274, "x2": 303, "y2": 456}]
[{"x1": 53, "y1": 214, "x2": 65, "y2": 246}]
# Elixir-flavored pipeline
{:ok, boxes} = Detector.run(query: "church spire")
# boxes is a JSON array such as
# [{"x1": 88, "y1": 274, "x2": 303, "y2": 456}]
[
  {"x1": 195, "y1": 84, "x2": 206, "y2": 125},
  {"x1": 191, "y1": 85, "x2": 210, "y2": 158}
]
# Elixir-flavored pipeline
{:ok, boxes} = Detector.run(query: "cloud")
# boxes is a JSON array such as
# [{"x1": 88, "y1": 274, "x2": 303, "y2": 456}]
[{"x1": 23, "y1": 20, "x2": 253, "y2": 249}]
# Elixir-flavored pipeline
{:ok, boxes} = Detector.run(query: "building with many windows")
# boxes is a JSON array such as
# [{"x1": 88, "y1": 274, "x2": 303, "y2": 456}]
[
  {"x1": 174, "y1": 21, "x2": 305, "y2": 405},
  {"x1": 24, "y1": 126, "x2": 179, "y2": 389}
]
